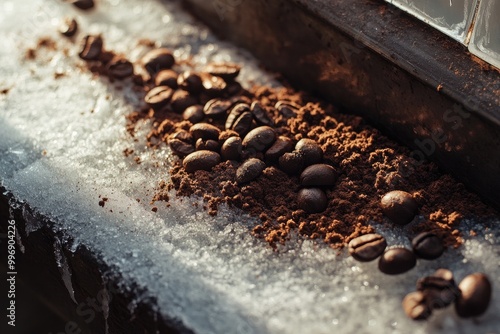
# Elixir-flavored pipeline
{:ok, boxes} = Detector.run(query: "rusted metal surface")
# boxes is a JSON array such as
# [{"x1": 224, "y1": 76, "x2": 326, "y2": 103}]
[{"x1": 182, "y1": 0, "x2": 500, "y2": 210}]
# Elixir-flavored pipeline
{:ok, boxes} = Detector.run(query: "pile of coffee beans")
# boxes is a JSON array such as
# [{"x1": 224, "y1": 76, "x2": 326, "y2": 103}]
[{"x1": 403, "y1": 270, "x2": 491, "y2": 320}]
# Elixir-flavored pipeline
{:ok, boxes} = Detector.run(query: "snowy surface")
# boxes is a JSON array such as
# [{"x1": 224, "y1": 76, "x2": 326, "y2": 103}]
[{"x1": 1, "y1": 0, "x2": 499, "y2": 333}]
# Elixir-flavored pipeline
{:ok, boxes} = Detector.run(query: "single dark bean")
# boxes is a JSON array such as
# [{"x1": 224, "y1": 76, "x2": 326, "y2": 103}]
[
  {"x1": 242, "y1": 126, "x2": 276, "y2": 153},
  {"x1": 144, "y1": 86, "x2": 173, "y2": 110},
  {"x1": 412, "y1": 232, "x2": 444, "y2": 260},
  {"x1": 225, "y1": 81, "x2": 242, "y2": 96},
  {"x1": 203, "y1": 99, "x2": 231, "y2": 119},
  {"x1": 295, "y1": 139, "x2": 323, "y2": 166},
  {"x1": 417, "y1": 269, "x2": 459, "y2": 309},
  {"x1": 378, "y1": 247, "x2": 416, "y2": 275},
  {"x1": 265, "y1": 136, "x2": 294, "y2": 164},
  {"x1": 168, "y1": 139, "x2": 194, "y2": 157},
  {"x1": 183, "y1": 150, "x2": 221, "y2": 173},
  {"x1": 202, "y1": 74, "x2": 227, "y2": 96},
  {"x1": 236, "y1": 158, "x2": 266, "y2": 184},
  {"x1": 226, "y1": 103, "x2": 250, "y2": 129},
  {"x1": 183, "y1": 105, "x2": 205, "y2": 124},
  {"x1": 455, "y1": 273, "x2": 492, "y2": 318},
  {"x1": 402, "y1": 291, "x2": 432, "y2": 321},
  {"x1": 177, "y1": 71, "x2": 203, "y2": 94},
  {"x1": 279, "y1": 151, "x2": 304, "y2": 175},
  {"x1": 155, "y1": 70, "x2": 178, "y2": 89},
  {"x1": 59, "y1": 18, "x2": 78, "y2": 37},
  {"x1": 190, "y1": 123, "x2": 221, "y2": 141},
  {"x1": 204, "y1": 62, "x2": 241, "y2": 80},
  {"x1": 380, "y1": 190, "x2": 418, "y2": 225},
  {"x1": 79, "y1": 35, "x2": 103, "y2": 61},
  {"x1": 251, "y1": 101, "x2": 273, "y2": 126},
  {"x1": 276, "y1": 101, "x2": 300, "y2": 117},
  {"x1": 300, "y1": 164, "x2": 337, "y2": 187},
  {"x1": 220, "y1": 136, "x2": 242, "y2": 161},
  {"x1": 196, "y1": 138, "x2": 219, "y2": 152},
  {"x1": 107, "y1": 57, "x2": 134, "y2": 79},
  {"x1": 297, "y1": 188, "x2": 328, "y2": 214},
  {"x1": 141, "y1": 48, "x2": 175, "y2": 75},
  {"x1": 71, "y1": 0, "x2": 95, "y2": 10},
  {"x1": 172, "y1": 130, "x2": 193, "y2": 143},
  {"x1": 348, "y1": 233, "x2": 387, "y2": 262},
  {"x1": 171, "y1": 90, "x2": 198, "y2": 113}
]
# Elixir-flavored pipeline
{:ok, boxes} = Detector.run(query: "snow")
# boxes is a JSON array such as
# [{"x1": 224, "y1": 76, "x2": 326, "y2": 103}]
[{"x1": 0, "y1": 0, "x2": 498, "y2": 333}]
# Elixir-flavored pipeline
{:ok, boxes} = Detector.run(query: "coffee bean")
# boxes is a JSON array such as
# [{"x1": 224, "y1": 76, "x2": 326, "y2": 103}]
[
  {"x1": 204, "y1": 99, "x2": 232, "y2": 119},
  {"x1": 348, "y1": 233, "x2": 387, "y2": 262},
  {"x1": 297, "y1": 188, "x2": 328, "y2": 214},
  {"x1": 171, "y1": 90, "x2": 198, "y2": 113},
  {"x1": 141, "y1": 48, "x2": 175, "y2": 75},
  {"x1": 455, "y1": 273, "x2": 492, "y2": 318},
  {"x1": 226, "y1": 103, "x2": 250, "y2": 129},
  {"x1": 412, "y1": 232, "x2": 444, "y2": 260},
  {"x1": 183, "y1": 150, "x2": 221, "y2": 173},
  {"x1": 59, "y1": 18, "x2": 78, "y2": 37},
  {"x1": 168, "y1": 139, "x2": 194, "y2": 157},
  {"x1": 155, "y1": 70, "x2": 178, "y2": 89},
  {"x1": 79, "y1": 35, "x2": 103, "y2": 61},
  {"x1": 402, "y1": 291, "x2": 432, "y2": 321},
  {"x1": 220, "y1": 136, "x2": 242, "y2": 161},
  {"x1": 242, "y1": 126, "x2": 276, "y2": 152},
  {"x1": 416, "y1": 269, "x2": 459, "y2": 309},
  {"x1": 378, "y1": 247, "x2": 416, "y2": 275},
  {"x1": 71, "y1": 0, "x2": 94, "y2": 10},
  {"x1": 107, "y1": 57, "x2": 134, "y2": 79},
  {"x1": 231, "y1": 112, "x2": 253, "y2": 137},
  {"x1": 172, "y1": 130, "x2": 193, "y2": 143},
  {"x1": 276, "y1": 101, "x2": 300, "y2": 117},
  {"x1": 177, "y1": 71, "x2": 203, "y2": 94},
  {"x1": 202, "y1": 74, "x2": 227, "y2": 96},
  {"x1": 190, "y1": 123, "x2": 221, "y2": 141},
  {"x1": 265, "y1": 136, "x2": 294, "y2": 164},
  {"x1": 225, "y1": 81, "x2": 242, "y2": 96},
  {"x1": 295, "y1": 139, "x2": 323, "y2": 166},
  {"x1": 251, "y1": 101, "x2": 273, "y2": 126},
  {"x1": 204, "y1": 62, "x2": 241, "y2": 80},
  {"x1": 300, "y1": 164, "x2": 337, "y2": 187},
  {"x1": 144, "y1": 86, "x2": 173, "y2": 110},
  {"x1": 380, "y1": 190, "x2": 418, "y2": 225},
  {"x1": 196, "y1": 138, "x2": 219, "y2": 152},
  {"x1": 279, "y1": 151, "x2": 304, "y2": 175},
  {"x1": 236, "y1": 158, "x2": 266, "y2": 184},
  {"x1": 183, "y1": 105, "x2": 204, "y2": 124}
]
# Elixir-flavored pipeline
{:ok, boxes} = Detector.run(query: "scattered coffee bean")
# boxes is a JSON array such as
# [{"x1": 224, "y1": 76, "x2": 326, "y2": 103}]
[
  {"x1": 455, "y1": 273, "x2": 492, "y2": 318},
  {"x1": 300, "y1": 164, "x2": 337, "y2": 187},
  {"x1": 295, "y1": 139, "x2": 323, "y2": 166},
  {"x1": 172, "y1": 130, "x2": 193, "y2": 143},
  {"x1": 204, "y1": 62, "x2": 241, "y2": 80},
  {"x1": 171, "y1": 90, "x2": 198, "y2": 113},
  {"x1": 59, "y1": 18, "x2": 78, "y2": 37},
  {"x1": 416, "y1": 269, "x2": 459, "y2": 309},
  {"x1": 231, "y1": 111, "x2": 253, "y2": 137},
  {"x1": 168, "y1": 139, "x2": 194, "y2": 157},
  {"x1": 380, "y1": 190, "x2": 418, "y2": 225},
  {"x1": 202, "y1": 74, "x2": 227, "y2": 96},
  {"x1": 107, "y1": 57, "x2": 134, "y2": 79},
  {"x1": 279, "y1": 151, "x2": 304, "y2": 175},
  {"x1": 183, "y1": 150, "x2": 221, "y2": 173},
  {"x1": 196, "y1": 138, "x2": 219, "y2": 152},
  {"x1": 402, "y1": 291, "x2": 432, "y2": 321},
  {"x1": 378, "y1": 247, "x2": 416, "y2": 275},
  {"x1": 226, "y1": 103, "x2": 250, "y2": 129},
  {"x1": 190, "y1": 123, "x2": 221, "y2": 141},
  {"x1": 236, "y1": 158, "x2": 266, "y2": 184},
  {"x1": 225, "y1": 81, "x2": 242, "y2": 96},
  {"x1": 177, "y1": 71, "x2": 203, "y2": 94},
  {"x1": 276, "y1": 101, "x2": 300, "y2": 117},
  {"x1": 155, "y1": 70, "x2": 178, "y2": 89},
  {"x1": 297, "y1": 188, "x2": 328, "y2": 214},
  {"x1": 348, "y1": 233, "x2": 387, "y2": 262},
  {"x1": 220, "y1": 136, "x2": 242, "y2": 161},
  {"x1": 242, "y1": 126, "x2": 276, "y2": 152},
  {"x1": 204, "y1": 99, "x2": 232, "y2": 119},
  {"x1": 183, "y1": 105, "x2": 205, "y2": 124},
  {"x1": 264, "y1": 136, "x2": 294, "y2": 164},
  {"x1": 251, "y1": 101, "x2": 273, "y2": 126},
  {"x1": 412, "y1": 232, "x2": 444, "y2": 260},
  {"x1": 79, "y1": 35, "x2": 103, "y2": 61},
  {"x1": 70, "y1": 0, "x2": 95, "y2": 10},
  {"x1": 144, "y1": 86, "x2": 173, "y2": 110},
  {"x1": 141, "y1": 48, "x2": 175, "y2": 75}
]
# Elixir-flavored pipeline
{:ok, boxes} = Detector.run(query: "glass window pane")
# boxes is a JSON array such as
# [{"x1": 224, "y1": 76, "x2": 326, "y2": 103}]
[{"x1": 469, "y1": 0, "x2": 500, "y2": 69}]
